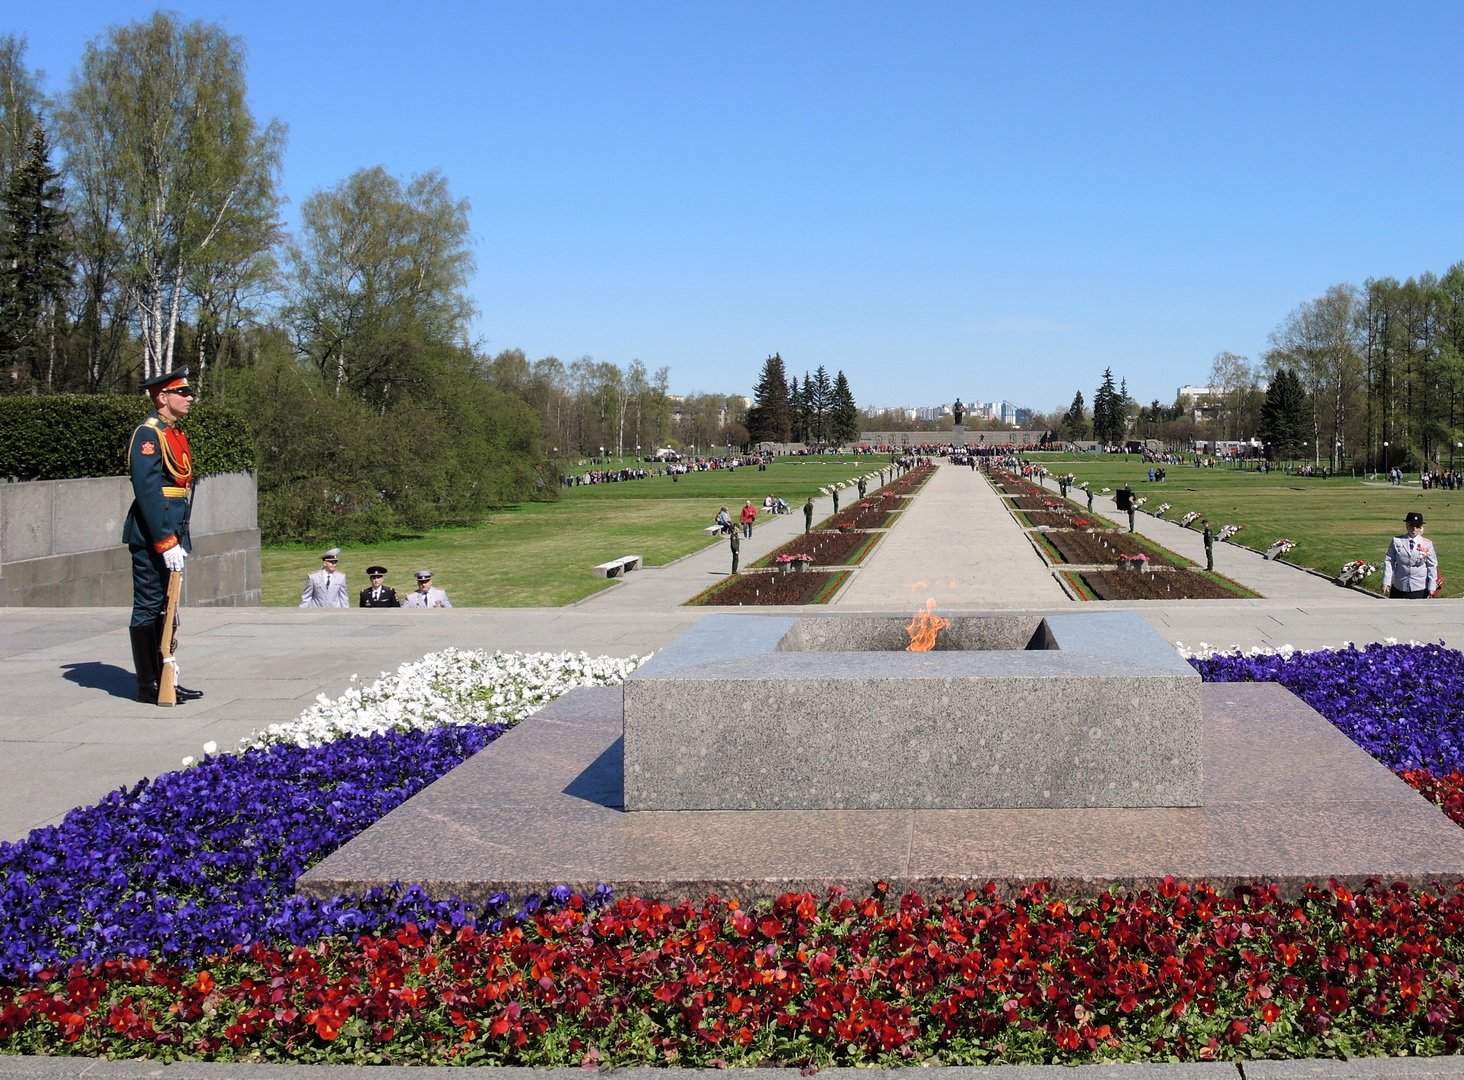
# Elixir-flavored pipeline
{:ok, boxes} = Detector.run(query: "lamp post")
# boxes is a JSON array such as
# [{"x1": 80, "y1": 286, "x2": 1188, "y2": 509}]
[{"x1": 1383, "y1": 441, "x2": 1389, "y2": 475}]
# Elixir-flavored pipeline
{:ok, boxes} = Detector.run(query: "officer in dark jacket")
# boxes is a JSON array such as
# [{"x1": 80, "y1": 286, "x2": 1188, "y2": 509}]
[
  {"x1": 125, "y1": 367, "x2": 202, "y2": 705},
  {"x1": 359, "y1": 565, "x2": 401, "y2": 607}
]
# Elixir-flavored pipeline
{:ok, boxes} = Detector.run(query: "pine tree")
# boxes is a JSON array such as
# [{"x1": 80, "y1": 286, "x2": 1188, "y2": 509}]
[
  {"x1": 809, "y1": 365, "x2": 833, "y2": 445},
  {"x1": 829, "y1": 370, "x2": 859, "y2": 445},
  {"x1": 1062, "y1": 391, "x2": 1088, "y2": 439},
  {"x1": 745, "y1": 352, "x2": 791, "y2": 444},
  {"x1": 0, "y1": 122, "x2": 71, "y2": 391},
  {"x1": 1092, "y1": 368, "x2": 1123, "y2": 446},
  {"x1": 787, "y1": 374, "x2": 805, "y2": 443},
  {"x1": 1257, "y1": 367, "x2": 1312, "y2": 461}
]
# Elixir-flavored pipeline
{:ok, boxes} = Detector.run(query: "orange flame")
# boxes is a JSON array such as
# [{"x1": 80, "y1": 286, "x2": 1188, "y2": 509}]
[{"x1": 905, "y1": 597, "x2": 949, "y2": 652}]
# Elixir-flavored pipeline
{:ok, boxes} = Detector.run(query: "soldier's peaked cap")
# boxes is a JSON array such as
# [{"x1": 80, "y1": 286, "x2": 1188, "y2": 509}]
[{"x1": 141, "y1": 366, "x2": 192, "y2": 394}]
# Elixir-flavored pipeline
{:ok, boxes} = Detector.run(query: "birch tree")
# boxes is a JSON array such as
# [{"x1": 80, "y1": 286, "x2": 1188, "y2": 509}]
[{"x1": 60, "y1": 12, "x2": 284, "y2": 380}]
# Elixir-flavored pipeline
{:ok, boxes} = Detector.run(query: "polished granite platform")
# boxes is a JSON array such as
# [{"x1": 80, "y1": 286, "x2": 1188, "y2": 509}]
[{"x1": 300, "y1": 682, "x2": 1464, "y2": 904}]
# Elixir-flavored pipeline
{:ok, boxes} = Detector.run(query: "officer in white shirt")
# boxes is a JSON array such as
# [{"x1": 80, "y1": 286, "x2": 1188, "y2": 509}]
[
  {"x1": 402, "y1": 569, "x2": 452, "y2": 608},
  {"x1": 300, "y1": 548, "x2": 349, "y2": 607},
  {"x1": 1382, "y1": 512, "x2": 1438, "y2": 599}
]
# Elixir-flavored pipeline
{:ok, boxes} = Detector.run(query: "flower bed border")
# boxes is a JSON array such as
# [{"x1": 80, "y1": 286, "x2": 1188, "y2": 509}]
[
  {"x1": 683, "y1": 569, "x2": 851, "y2": 606},
  {"x1": 751, "y1": 529, "x2": 886, "y2": 569}
]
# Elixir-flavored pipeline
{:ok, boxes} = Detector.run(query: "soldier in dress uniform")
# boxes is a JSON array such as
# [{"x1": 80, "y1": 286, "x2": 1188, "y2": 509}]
[
  {"x1": 403, "y1": 569, "x2": 452, "y2": 608},
  {"x1": 125, "y1": 366, "x2": 203, "y2": 705},
  {"x1": 300, "y1": 548, "x2": 349, "y2": 607},
  {"x1": 359, "y1": 565, "x2": 400, "y2": 607},
  {"x1": 1382, "y1": 512, "x2": 1438, "y2": 599}
]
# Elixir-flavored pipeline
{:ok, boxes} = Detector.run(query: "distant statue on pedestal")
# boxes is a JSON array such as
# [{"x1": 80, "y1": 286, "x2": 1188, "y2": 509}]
[{"x1": 952, "y1": 398, "x2": 965, "y2": 426}]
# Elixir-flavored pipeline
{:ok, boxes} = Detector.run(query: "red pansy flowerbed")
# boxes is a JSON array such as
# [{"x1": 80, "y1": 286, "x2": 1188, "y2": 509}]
[
  {"x1": 6, "y1": 879, "x2": 1464, "y2": 1066},
  {"x1": 1069, "y1": 569, "x2": 1259, "y2": 600},
  {"x1": 1037, "y1": 530, "x2": 1182, "y2": 568},
  {"x1": 881, "y1": 464, "x2": 935, "y2": 495},
  {"x1": 685, "y1": 570, "x2": 848, "y2": 606},
  {"x1": 1008, "y1": 494, "x2": 1080, "y2": 511},
  {"x1": 816, "y1": 499, "x2": 900, "y2": 531},
  {"x1": 1021, "y1": 510, "x2": 1080, "y2": 528},
  {"x1": 753, "y1": 529, "x2": 882, "y2": 569}
]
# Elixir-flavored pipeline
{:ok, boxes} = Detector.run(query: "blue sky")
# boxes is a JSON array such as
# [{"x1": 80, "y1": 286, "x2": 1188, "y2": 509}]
[{"x1": 15, "y1": 1, "x2": 1464, "y2": 413}]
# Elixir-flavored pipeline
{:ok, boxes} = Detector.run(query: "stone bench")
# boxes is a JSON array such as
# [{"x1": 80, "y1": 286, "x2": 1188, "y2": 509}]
[{"x1": 592, "y1": 554, "x2": 641, "y2": 578}]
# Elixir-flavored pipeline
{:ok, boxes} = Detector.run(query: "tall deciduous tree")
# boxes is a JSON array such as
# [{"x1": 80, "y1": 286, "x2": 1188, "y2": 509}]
[
  {"x1": 0, "y1": 122, "x2": 71, "y2": 391},
  {"x1": 746, "y1": 352, "x2": 791, "y2": 445},
  {"x1": 60, "y1": 12, "x2": 284, "y2": 381},
  {"x1": 1268, "y1": 283, "x2": 1365, "y2": 471},
  {"x1": 1207, "y1": 351, "x2": 1257, "y2": 441},
  {"x1": 285, "y1": 166, "x2": 473, "y2": 406},
  {"x1": 0, "y1": 35, "x2": 44, "y2": 182}
]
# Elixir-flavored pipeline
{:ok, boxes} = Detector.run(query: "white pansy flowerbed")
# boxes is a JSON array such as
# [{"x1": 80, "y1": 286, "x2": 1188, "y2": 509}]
[
  {"x1": 186, "y1": 649, "x2": 645, "y2": 764},
  {"x1": 1174, "y1": 636, "x2": 1414, "y2": 661}
]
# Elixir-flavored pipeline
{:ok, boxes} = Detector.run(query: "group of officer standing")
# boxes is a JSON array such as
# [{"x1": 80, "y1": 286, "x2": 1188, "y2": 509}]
[{"x1": 299, "y1": 552, "x2": 452, "y2": 608}]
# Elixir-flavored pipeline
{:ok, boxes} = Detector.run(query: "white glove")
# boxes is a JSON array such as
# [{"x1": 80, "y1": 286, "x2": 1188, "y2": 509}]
[{"x1": 162, "y1": 546, "x2": 187, "y2": 573}]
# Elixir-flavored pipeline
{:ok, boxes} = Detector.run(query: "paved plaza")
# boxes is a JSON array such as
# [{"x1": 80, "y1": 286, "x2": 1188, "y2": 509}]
[{"x1": 2, "y1": 459, "x2": 1458, "y2": 841}]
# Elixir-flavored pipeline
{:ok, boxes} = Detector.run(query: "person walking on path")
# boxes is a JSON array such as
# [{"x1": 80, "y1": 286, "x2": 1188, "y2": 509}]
[
  {"x1": 740, "y1": 500, "x2": 756, "y2": 538},
  {"x1": 1202, "y1": 520, "x2": 1215, "y2": 572},
  {"x1": 729, "y1": 530, "x2": 741, "y2": 574},
  {"x1": 125, "y1": 366, "x2": 203, "y2": 705},
  {"x1": 301, "y1": 549, "x2": 349, "y2": 607},
  {"x1": 803, "y1": 497, "x2": 814, "y2": 534},
  {"x1": 1116, "y1": 483, "x2": 1136, "y2": 532},
  {"x1": 1383, "y1": 512, "x2": 1437, "y2": 599},
  {"x1": 832, "y1": 488, "x2": 840, "y2": 514}
]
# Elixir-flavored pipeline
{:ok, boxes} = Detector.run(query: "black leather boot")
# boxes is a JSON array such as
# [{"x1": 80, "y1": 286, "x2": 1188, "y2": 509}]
[
  {"x1": 129, "y1": 623, "x2": 160, "y2": 704},
  {"x1": 154, "y1": 614, "x2": 202, "y2": 703}
]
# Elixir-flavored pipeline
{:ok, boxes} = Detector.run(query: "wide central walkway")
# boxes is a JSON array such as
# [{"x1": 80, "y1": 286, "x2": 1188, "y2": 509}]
[{"x1": 833, "y1": 459, "x2": 1068, "y2": 607}]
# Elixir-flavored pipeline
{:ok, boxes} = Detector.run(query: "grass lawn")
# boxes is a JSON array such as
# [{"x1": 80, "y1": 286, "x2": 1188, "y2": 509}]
[
  {"x1": 261, "y1": 455, "x2": 892, "y2": 606},
  {"x1": 1028, "y1": 452, "x2": 1463, "y2": 597}
]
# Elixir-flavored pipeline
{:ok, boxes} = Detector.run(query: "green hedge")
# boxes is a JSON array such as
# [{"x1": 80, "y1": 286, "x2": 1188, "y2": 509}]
[{"x1": 0, "y1": 396, "x2": 256, "y2": 482}]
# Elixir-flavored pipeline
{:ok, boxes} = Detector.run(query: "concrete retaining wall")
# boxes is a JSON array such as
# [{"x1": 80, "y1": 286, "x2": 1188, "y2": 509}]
[{"x1": 0, "y1": 473, "x2": 261, "y2": 607}]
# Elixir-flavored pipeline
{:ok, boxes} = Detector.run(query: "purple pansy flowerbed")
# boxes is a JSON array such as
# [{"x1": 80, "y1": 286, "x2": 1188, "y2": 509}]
[
  {"x1": 0, "y1": 722, "x2": 598, "y2": 979},
  {"x1": 1190, "y1": 641, "x2": 1464, "y2": 773}
]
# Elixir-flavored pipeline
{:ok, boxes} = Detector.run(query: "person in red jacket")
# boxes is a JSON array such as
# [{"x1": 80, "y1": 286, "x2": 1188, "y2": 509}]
[
  {"x1": 124, "y1": 367, "x2": 203, "y2": 705},
  {"x1": 740, "y1": 500, "x2": 757, "y2": 538}
]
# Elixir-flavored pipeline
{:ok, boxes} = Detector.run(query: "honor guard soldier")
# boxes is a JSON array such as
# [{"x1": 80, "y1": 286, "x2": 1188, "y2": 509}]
[
  {"x1": 1382, "y1": 511, "x2": 1438, "y2": 599},
  {"x1": 125, "y1": 367, "x2": 203, "y2": 705},
  {"x1": 359, "y1": 565, "x2": 400, "y2": 607},
  {"x1": 301, "y1": 548, "x2": 349, "y2": 607}
]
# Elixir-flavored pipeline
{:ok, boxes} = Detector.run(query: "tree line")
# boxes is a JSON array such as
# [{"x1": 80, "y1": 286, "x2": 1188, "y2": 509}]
[
  {"x1": 744, "y1": 353, "x2": 860, "y2": 447},
  {"x1": 1038, "y1": 264, "x2": 1464, "y2": 474}
]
